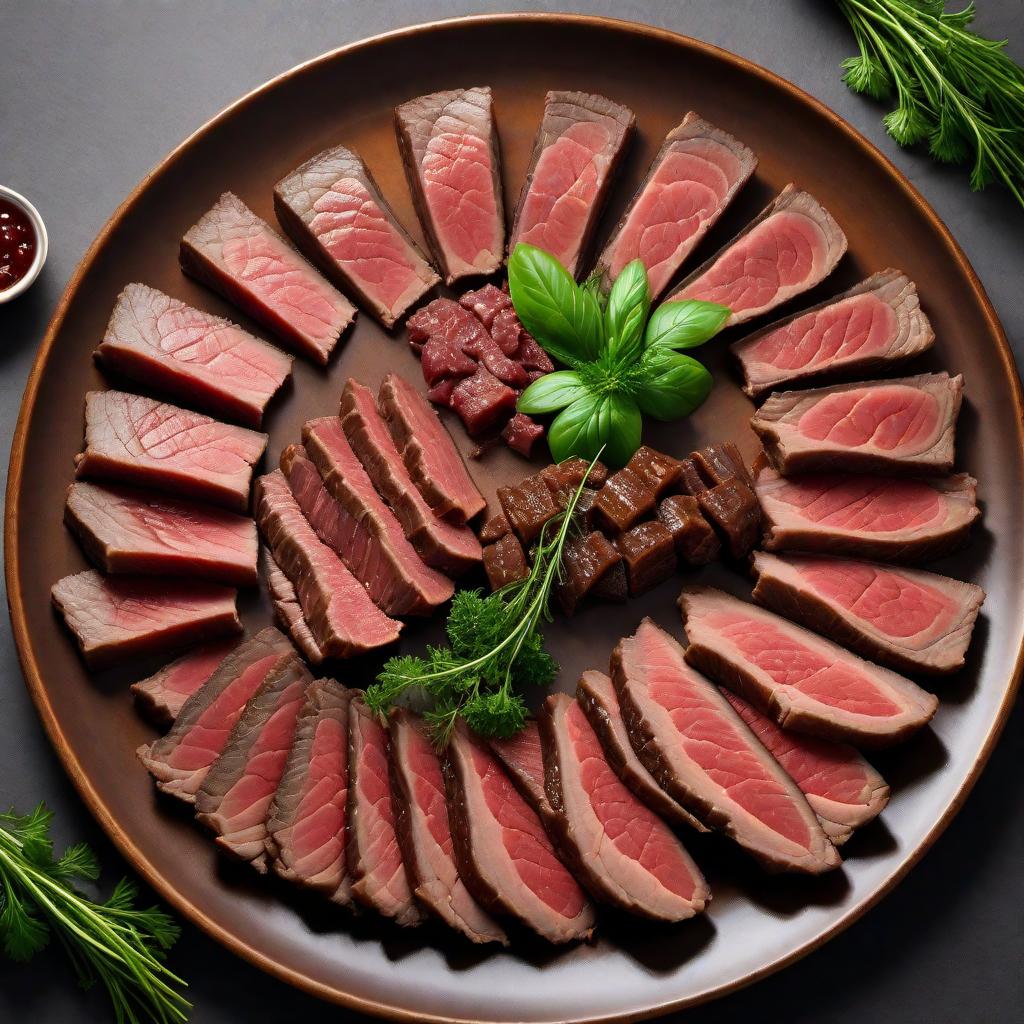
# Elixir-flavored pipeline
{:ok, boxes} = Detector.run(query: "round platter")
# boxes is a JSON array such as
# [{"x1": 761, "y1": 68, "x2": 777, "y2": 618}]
[{"x1": 6, "y1": 14, "x2": 1023, "y2": 1024}]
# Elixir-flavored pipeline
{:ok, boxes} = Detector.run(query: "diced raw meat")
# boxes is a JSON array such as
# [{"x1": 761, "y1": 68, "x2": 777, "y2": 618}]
[
  {"x1": 396, "y1": 87, "x2": 505, "y2": 284},
  {"x1": 259, "y1": 546, "x2": 325, "y2": 665},
  {"x1": 615, "y1": 521, "x2": 677, "y2": 596},
  {"x1": 459, "y1": 283, "x2": 512, "y2": 329},
  {"x1": 752, "y1": 372, "x2": 963, "y2": 476},
  {"x1": 341, "y1": 379, "x2": 482, "y2": 575},
  {"x1": 95, "y1": 283, "x2": 293, "y2": 427},
  {"x1": 255, "y1": 470, "x2": 402, "y2": 657},
  {"x1": 515, "y1": 332, "x2": 556, "y2": 374},
  {"x1": 510, "y1": 91, "x2": 635, "y2": 276},
  {"x1": 51, "y1": 570, "x2": 240, "y2": 670},
  {"x1": 274, "y1": 144, "x2": 439, "y2": 327},
  {"x1": 65, "y1": 481, "x2": 258, "y2": 586},
  {"x1": 266, "y1": 679, "x2": 356, "y2": 903},
  {"x1": 667, "y1": 185, "x2": 847, "y2": 325},
  {"x1": 408, "y1": 297, "x2": 490, "y2": 352},
  {"x1": 483, "y1": 534, "x2": 529, "y2": 592},
  {"x1": 557, "y1": 531, "x2": 623, "y2": 614},
  {"x1": 463, "y1": 330, "x2": 530, "y2": 388},
  {"x1": 679, "y1": 586, "x2": 938, "y2": 746},
  {"x1": 486, "y1": 721, "x2": 555, "y2": 826},
  {"x1": 389, "y1": 710, "x2": 507, "y2": 944},
  {"x1": 137, "y1": 629, "x2": 294, "y2": 801},
  {"x1": 75, "y1": 391, "x2": 268, "y2": 513},
  {"x1": 489, "y1": 307, "x2": 523, "y2": 355},
  {"x1": 657, "y1": 495, "x2": 720, "y2": 566},
  {"x1": 755, "y1": 463, "x2": 980, "y2": 562},
  {"x1": 498, "y1": 475, "x2": 560, "y2": 544},
  {"x1": 731, "y1": 269, "x2": 935, "y2": 397},
  {"x1": 501, "y1": 412, "x2": 544, "y2": 457},
  {"x1": 626, "y1": 446, "x2": 682, "y2": 499},
  {"x1": 346, "y1": 697, "x2": 422, "y2": 925},
  {"x1": 751, "y1": 551, "x2": 985, "y2": 675},
  {"x1": 378, "y1": 372, "x2": 485, "y2": 523},
  {"x1": 595, "y1": 112, "x2": 756, "y2": 296},
  {"x1": 590, "y1": 467, "x2": 656, "y2": 534},
  {"x1": 195, "y1": 656, "x2": 312, "y2": 869},
  {"x1": 180, "y1": 192, "x2": 356, "y2": 364},
  {"x1": 442, "y1": 721, "x2": 596, "y2": 943},
  {"x1": 450, "y1": 367, "x2": 519, "y2": 436},
  {"x1": 419, "y1": 335, "x2": 480, "y2": 390},
  {"x1": 539, "y1": 693, "x2": 710, "y2": 921}
]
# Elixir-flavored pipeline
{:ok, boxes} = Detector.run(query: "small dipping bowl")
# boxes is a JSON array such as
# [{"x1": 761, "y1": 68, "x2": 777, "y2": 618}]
[{"x1": 0, "y1": 185, "x2": 48, "y2": 303}]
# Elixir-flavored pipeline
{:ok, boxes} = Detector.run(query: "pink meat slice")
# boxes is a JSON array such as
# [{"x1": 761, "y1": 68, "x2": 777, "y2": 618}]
[
  {"x1": 94, "y1": 283, "x2": 293, "y2": 427},
  {"x1": 274, "y1": 145, "x2": 439, "y2": 327},
  {"x1": 752, "y1": 372, "x2": 963, "y2": 476},
  {"x1": 668, "y1": 185, "x2": 847, "y2": 325},
  {"x1": 596, "y1": 112, "x2": 756, "y2": 296},
  {"x1": 751, "y1": 551, "x2": 985, "y2": 675},
  {"x1": 723, "y1": 690, "x2": 889, "y2": 845},
  {"x1": 395, "y1": 87, "x2": 505, "y2": 284},
  {"x1": 679, "y1": 586, "x2": 938, "y2": 746},
  {"x1": 180, "y1": 191, "x2": 355, "y2": 365},
  {"x1": 611, "y1": 617, "x2": 839, "y2": 873},
  {"x1": 64, "y1": 480, "x2": 258, "y2": 586},
  {"x1": 74, "y1": 390, "x2": 268, "y2": 513},
  {"x1": 755, "y1": 463, "x2": 980, "y2": 562},
  {"x1": 195, "y1": 656, "x2": 312, "y2": 869},
  {"x1": 510, "y1": 91, "x2": 635, "y2": 275},
  {"x1": 486, "y1": 721, "x2": 554, "y2": 823},
  {"x1": 137, "y1": 628, "x2": 294, "y2": 801},
  {"x1": 51, "y1": 569, "x2": 240, "y2": 670},
  {"x1": 731, "y1": 269, "x2": 934, "y2": 397},
  {"x1": 259, "y1": 546, "x2": 325, "y2": 665}
]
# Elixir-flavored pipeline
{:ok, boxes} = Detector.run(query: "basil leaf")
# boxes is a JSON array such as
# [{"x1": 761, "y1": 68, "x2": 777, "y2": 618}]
[
  {"x1": 507, "y1": 244, "x2": 603, "y2": 364},
  {"x1": 604, "y1": 260, "x2": 650, "y2": 367},
  {"x1": 547, "y1": 393, "x2": 604, "y2": 463},
  {"x1": 548, "y1": 392, "x2": 642, "y2": 468},
  {"x1": 517, "y1": 371, "x2": 589, "y2": 415},
  {"x1": 635, "y1": 349, "x2": 714, "y2": 421},
  {"x1": 644, "y1": 300, "x2": 731, "y2": 351},
  {"x1": 599, "y1": 392, "x2": 643, "y2": 468}
]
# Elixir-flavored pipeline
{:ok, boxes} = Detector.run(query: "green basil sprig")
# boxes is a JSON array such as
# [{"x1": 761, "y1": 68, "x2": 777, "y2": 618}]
[{"x1": 509, "y1": 243, "x2": 728, "y2": 466}]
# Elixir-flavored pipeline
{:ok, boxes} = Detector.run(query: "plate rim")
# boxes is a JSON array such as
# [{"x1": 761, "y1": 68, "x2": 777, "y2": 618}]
[{"x1": 6, "y1": 13, "x2": 1023, "y2": 1023}]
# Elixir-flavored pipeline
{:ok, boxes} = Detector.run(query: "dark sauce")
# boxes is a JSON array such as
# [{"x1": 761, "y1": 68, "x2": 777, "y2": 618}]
[{"x1": 0, "y1": 198, "x2": 37, "y2": 292}]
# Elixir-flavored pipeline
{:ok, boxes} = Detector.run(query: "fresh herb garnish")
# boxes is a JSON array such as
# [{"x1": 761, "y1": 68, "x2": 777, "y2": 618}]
[
  {"x1": 0, "y1": 804, "x2": 189, "y2": 1024},
  {"x1": 509, "y1": 244, "x2": 729, "y2": 467},
  {"x1": 837, "y1": 0, "x2": 1024, "y2": 209}
]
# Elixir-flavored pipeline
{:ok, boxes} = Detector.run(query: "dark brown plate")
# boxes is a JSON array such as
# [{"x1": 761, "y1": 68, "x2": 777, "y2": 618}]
[{"x1": 6, "y1": 14, "x2": 1023, "y2": 1024}]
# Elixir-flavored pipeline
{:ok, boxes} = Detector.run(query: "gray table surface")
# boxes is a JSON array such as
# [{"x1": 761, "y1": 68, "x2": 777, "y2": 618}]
[{"x1": 1, "y1": 2, "x2": 1021, "y2": 1021}]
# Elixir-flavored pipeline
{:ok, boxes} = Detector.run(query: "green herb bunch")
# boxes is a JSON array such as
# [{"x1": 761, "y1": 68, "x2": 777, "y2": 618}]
[
  {"x1": 837, "y1": 0, "x2": 1024, "y2": 208},
  {"x1": 0, "y1": 804, "x2": 189, "y2": 1024},
  {"x1": 507, "y1": 244, "x2": 729, "y2": 468}
]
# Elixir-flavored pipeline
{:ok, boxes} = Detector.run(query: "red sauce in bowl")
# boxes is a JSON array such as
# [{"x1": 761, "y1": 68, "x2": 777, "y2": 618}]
[{"x1": 0, "y1": 198, "x2": 38, "y2": 292}]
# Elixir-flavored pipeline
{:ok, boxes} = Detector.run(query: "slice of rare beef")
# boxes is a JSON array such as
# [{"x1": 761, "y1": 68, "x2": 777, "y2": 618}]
[
  {"x1": 395, "y1": 87, "x2": 505, "y2": 284},
  {"x1": 751, "y1": 551, "x2": 984, "y2": 675},
  {"x1": 595, "y1": 111, "x2": 756, "y2": 296},
  {"x1": 731, "y1": 269, "x2": 935, "y2": 398},
  {"x1": 611, "y1": 618, "x2": 839, "y2": 873},
  {"x1": 389, "y1": 710, "x2": 507, "y2": 944},
  {"x1": 485, "y1": 721, "x2": 556, "y2": 827},
  {"x1": 667, "y1": 185, "x2": 847, "y2": 325},
  {"x1": 259, "y1": 546, "x2": 325, "y2": 665},
  {"x1": 180, "y1": 192, "x2": 356, "y2": 364},
  {"x1": 751, "y1": 372, "x2": 963, "y2": 476},
  {"x1": 679, "y1": 586, "x2": 938, "y2": 746},
  {"x1": 509, "y1": 91, "x2": 635, "y2": 276}
]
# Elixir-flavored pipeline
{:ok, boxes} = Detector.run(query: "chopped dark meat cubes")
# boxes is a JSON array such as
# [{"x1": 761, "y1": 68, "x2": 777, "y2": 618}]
[
  {"x1": 697, "y1": 478, "x2": 762, "y2": 558},
  {"x1": 692, "y1": 441, "x2": 751, "y2": 485},
  {"x1": 556, "y1": 531, "x2": 623, "y2": 615},
  {"x1": 590, "y1": 559, "x2": 628, "y2": 602},
  {"x1": 677, "y1": 456, "x2": 707, "y2": 496},
  {"x1": 450, "y1": 367, "x2": 519, "y2": 437},
  {"x1": 616, "y1": 521, "x2": 677, "y2": 595},
  {"x1": 498, "y1": 475, "x2": 560, "y2": 544},
  {"x1": 591, "y1": 467, "x2": 656, "y2": 533},
  {"x1": 627, "y1": 446, "x2": 682, "y2": 499},
  {"x1": 501, "y1": 413, "x2": 545, "y2": 457},
  {"x1": 657, "y1": 495, "x2": 721, "y2": 565},
  {"x1": 540, "y1": 457, "x2": 608, "y2": 501},
  {"x1": 478, "y1": 510, "x2": 511, "y2": 543},
  {"x1": 483, "y1": 534, "x2": 530, "y2": 591}
]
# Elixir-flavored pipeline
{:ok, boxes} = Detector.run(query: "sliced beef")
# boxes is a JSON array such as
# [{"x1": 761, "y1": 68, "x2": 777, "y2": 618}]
[
  {"x1": 596, "y1": 111, "x2": 756, "y2": 296},
  {"x1": 75, "y1": 390, "x2": 267, "y2": 513},
  {"x1": 510, "y1": 91, "x2": 635, "y2": 276},
  {"x1": 274, "y1": 144, "x2": 439, "y2": 327},
  {"x1": 723, "y1": 690, "x2": 889, "y2": 845},
  {"x1": 539, "y1": 693, "x2": 710, "y2": 921},
  {"x1": 450, "y1": 366, "x2": 519, "y2": 436},
  {"x1": 497, "y1": 474, "x2": 561, "y2": 545},
  {"x1": 195, "y1": 656, "x2": 312, "y2": 869},
  {"x1": 679, "y1": 586, "x2": 938, "y2": 746},
  {"x1": 611, "y1": 618, "x2": 839, "y2": 873},
  {"x1": 751, "y1": 551, "x2": 985, "y2": 675},
  {"x1": 65, "y1": 480, "x2": 258, "y2": 586},
  {"x1": 678, "y1": 455, "x2": 761, "y2": 559},
  {"x1": 299, "y1": 420, "x2": 454, "y2": 614},
  {"x1": 668, "y1": 185, "x2": 847, "y2": 325},
  {"x1": 180, "y1": 191, "x2": 355, "y2": 364},
  {"x1": 657, "y1": 495, "x2": 720, "y2": 566},
  {"x1": 52, "y1": 570, "x2": 240, "y2": 669},
  {"x1": 616, "y1": 521, "x2": 677, "y2": 595},
  {"x1": 255, "y1": 470, "x2": 402, "y2": 657},
  {"x1": 137, "y1": 629, "x2": 294, "y2": 801},
  {"x1": 731, "y1": 269, "x2": 935, "y2": 398},
  {"x1": 753, "y1": 372, "x2": 963, "y2": 477},
  {"x1": 346, "y1": 697, "x2": 422, "y2": 925},
  {"x1": 486, "y1": 721, "x2": 555, "y2": 826},
  {"x1": 556, "y1": 531, "x2": 623, "y2": 615},
  {"x1": 95, "y1": 283, "x2": 293, "y2": 427},
  {"x1": 590, "y1": 467, "x2": 656, "y2": 534},
  {"x1": 266, "y1": 679, "x2": 356, "y2": 903},
  {"x1": 483, "y1": 533, "x2": 529, "y2": 592},
  {"x1": 754, "y1": 463, "x2": 980, "y2": 562},
  {"x1": 626, "y1": 446, "x2": 682, "y2": 499},
  {"x1": 378, "y1": 372, "x2": 485, "y2": 524},
  {"x1": 389, "y1": 710, "x2": 507, "y2": 944},
  {"x1": 259, "y1": 546, "x2": 325, "y2": 664},
  {"x1": 443, "y1": 721, "x2": 596, "y2": 943},
  {"x1": 340, "y1": 379, "x2": 482, "y2": 574},
  {"x1": 501, "y1": 413, "x2": 544, "y2": 457}
]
